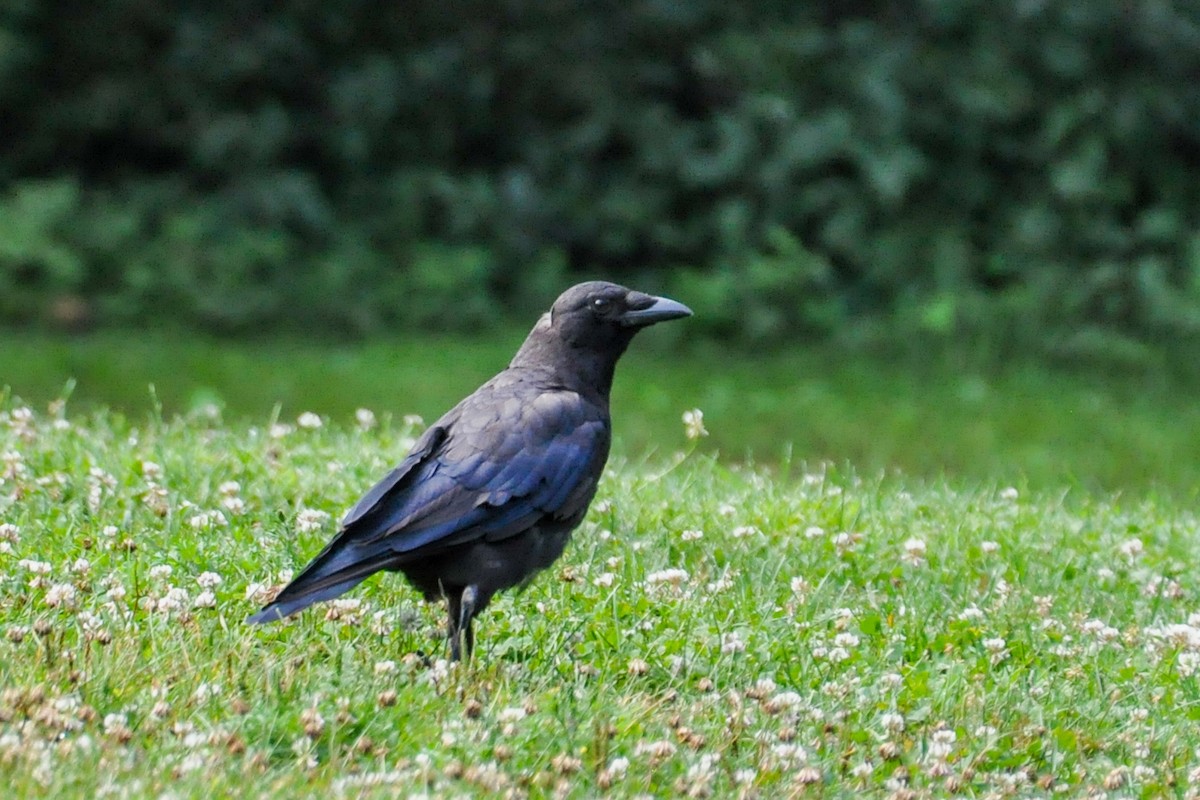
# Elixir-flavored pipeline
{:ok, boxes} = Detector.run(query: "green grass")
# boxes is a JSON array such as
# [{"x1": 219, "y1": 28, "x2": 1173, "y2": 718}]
[
  {"x1": 2, "y1": 330, "x2": 1199, "y2": 496},
  {"x1": 3, "y1": 399, "x2": 1200, "y2": 797}
]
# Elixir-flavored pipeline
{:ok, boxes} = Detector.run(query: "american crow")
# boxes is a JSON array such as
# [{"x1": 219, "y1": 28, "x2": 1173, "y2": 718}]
[{"x1": 248, "y1": 281, "x2": 691, "y2": 659}]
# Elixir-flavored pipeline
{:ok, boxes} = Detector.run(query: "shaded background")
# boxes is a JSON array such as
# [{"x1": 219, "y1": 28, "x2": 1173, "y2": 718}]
[
  {"x1": 2, "y1": 0, "x2": 1199, "y2": 355},
  {"x1": 3, "y1": 1, "x2": 1200, "y2": 495}
]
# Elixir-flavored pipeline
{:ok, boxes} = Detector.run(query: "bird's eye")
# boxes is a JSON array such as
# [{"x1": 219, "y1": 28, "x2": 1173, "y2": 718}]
[{"x1": 591, "y1": 297, "x2": 611, "y2": 311}]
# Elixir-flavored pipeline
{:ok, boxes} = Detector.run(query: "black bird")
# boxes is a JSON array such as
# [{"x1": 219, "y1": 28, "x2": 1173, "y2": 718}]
[{"x1": 248, "y1": 281, "x2": 691, "y2": 659}]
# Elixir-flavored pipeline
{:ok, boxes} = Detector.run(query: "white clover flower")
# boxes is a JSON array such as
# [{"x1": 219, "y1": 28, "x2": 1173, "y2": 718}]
[
  {"x1": 770, "y1": 743, "x2": 808, "y2": 767},
  {"x1": 928, "y1": 729, "x2": 957, "y2": 759},
  {"x1": 765, "y1": 691, "x2": 803, "y2": 713},
  {"x1": 196, "y1": 571, "x2": 223, "y2": 589},
  {"x1": 706, "y1": 573, "x2": 734, "y2": 593},
  {"x1": 680, "y1": 529, "x2": 703, "y2": 541},
  {"x1": 804, "y1": 526, "x2": 825, "y2": 539},
  {"x1": 731, "y1": 525, "x2": 759, "y2": 539},
  {"x1": 682, "y1": 409, "x2": 708, "y2": 440},
  {"x1": 981, "y1": 540, "x2": 1000, "y2": 554},
  {"x1": 1118, "y1": 538, "x2": 1145, "y2": 559},
  {"x1": 1080, "y1": 618, "x2": 1121, "y2": 642},
  {"x1": 958, "y1": 605, "x2": 985, "y2": 622},
  {"x1": 734, "y1": 768, "x2": 757, "y2": 784},
  {"x1": 218, "y1": 480, "x2": 241, "y2": 496},
  {"x1": 326, "y1": 597, "x2": 363, "y2": 624},
  {"x1": 193, "y1": 683, "x2": 221, "y2": 702},
  {"x1": 221, "y1": 496, "x2": 246, "y2": 514},
  {"x1": 497, "y1": 707, "x2": 527, "y2": 724},
  {"x1": 721, "y1": 631, "x2": 746, "y2": 654},
  {"x1": 834, "y1": 632, "x2": 860, "y2": 649},
  {"x1": 192, "y1": 590, "x2": 217, "y2": 609},
  {"x1": 902, "y1": 537, "x2": 927, "y2": 566},
  {"x1": 188, "y1": 510, "x2": 228, "y2": 529},
  {"x1": 103, "y1": 713, "x2": 128, "y2": 733},
  {"x1": 1178, "y1": 652, "x2": 1200, "y2": 677},
  {"x1": 1, "y1": 450, "x2": 26, "y2": 480},
  {"x1": 608, "y1": 756, "x2": 630, "y2": 779},
  {"x1": 45, "y1": 582, "x2": 78, "y2": 609},
  {"x1": 374, "y1": 660, "x2": 397, "y2": 675},
  {"x1": 0, "y1": 523, "x2": 19, "y2": 543},
  {"x1": 881, "y1": 712, "x2": 905, "y2": 733},
  {"x1": 141, "y1": 461, "x2": 163, "y2": 480},
  {"x1": 106, "y1": 581, "x2": 127, "y2": 602},
  {"x1": 1145, "y1": 575, "x2": 1183, "y2": 599},
  {"x1": 645, "y1": 568, "x2": 689, "y2": 587},
  {"x1": 296, "y1": 509, "x2": 331, "y2": 534},
  {"x1": 19, "y1": 559, "x2": 52, "y2": 574},
  {"x1": 999, "y1": 487, "x2": 1019, "y2": 501},
  {"x1": 71, "y1": 558, "x2": 91, "y2": 575},
  {"x1": 354, "y1": 408, "x2": 377, "y2": 430},
  {"x1": 76, "y1": 611, "x2": 103, "y2": 632},
  {"x1": 297, "y1": 412, "x2": 323, "y2": 429},
  {"x1": 149, "y1": 564, "x2": 173, "y2": 580},
  {"x1": 1146, "y1": 622, "x2": 1200, "y2": 649},
  {"x1": 245, "y1": 582, "x2": 272, "y2": 602},
  {"x1": 593, "y1": 572, "x2": 616, "y2": 588},
  {"x1": 635, "y1": 739, "x2": 677, "y2": 759},
  {"x1": 717, "y1": 503, "x2": 736, "y2": 517},
  {"x1": 790, "y1": 576, "x2": 811, "y2": 596},
  {"x1": 155, "y1": 587, "x2": 189, "y2": 613}
]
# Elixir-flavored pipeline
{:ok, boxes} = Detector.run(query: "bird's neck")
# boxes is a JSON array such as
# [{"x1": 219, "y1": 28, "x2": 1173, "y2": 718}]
[{"x1": 509, "y1": 328, "x2": 626, "y2": 403}]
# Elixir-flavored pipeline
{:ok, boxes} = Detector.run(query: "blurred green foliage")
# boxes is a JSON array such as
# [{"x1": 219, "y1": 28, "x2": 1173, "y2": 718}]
[{"x1": 2, "y1": 1, "x2": 1199, "y2": 351}]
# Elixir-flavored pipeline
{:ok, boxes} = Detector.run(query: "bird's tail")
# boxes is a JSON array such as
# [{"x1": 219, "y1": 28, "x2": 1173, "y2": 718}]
[{"x1": 246, "y1": 534, "x2": 396, "y2": 625}]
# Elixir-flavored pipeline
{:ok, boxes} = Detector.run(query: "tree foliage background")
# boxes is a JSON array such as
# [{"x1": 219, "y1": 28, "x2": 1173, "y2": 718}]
[{"x1": 2, "y1": 0, "x2": 1199, "y2": 352}]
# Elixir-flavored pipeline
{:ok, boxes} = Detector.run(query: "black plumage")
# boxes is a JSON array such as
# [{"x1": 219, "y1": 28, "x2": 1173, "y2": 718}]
[{"x1": 248, "y1": 281, "x2": 691, "y2": 659}]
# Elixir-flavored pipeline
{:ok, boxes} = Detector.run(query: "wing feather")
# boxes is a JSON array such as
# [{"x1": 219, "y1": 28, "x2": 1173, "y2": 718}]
[{"x1": 332, "y1": 388, "x2": 608, "y2": 559}]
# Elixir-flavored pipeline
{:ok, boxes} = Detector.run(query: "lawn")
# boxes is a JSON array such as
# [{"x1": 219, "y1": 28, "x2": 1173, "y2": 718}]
[
  {"x1": 2, "y1": 359, "x2": 1200, "y2": 796},
  {"x1": 2, "y1": 349, "x2": 1200, "y2": 795}
]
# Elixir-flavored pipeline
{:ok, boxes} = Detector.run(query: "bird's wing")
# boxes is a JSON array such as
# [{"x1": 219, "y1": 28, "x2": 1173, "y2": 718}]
[
  {"x1": 341, "y1": 423, "x2": 447, "y2": 527},
  {"x1": 354, "y1": 387, "x2": 609, "y2": 553}
]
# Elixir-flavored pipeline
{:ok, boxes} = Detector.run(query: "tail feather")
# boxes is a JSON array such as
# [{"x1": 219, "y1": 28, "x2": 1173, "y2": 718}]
[
  {"x1": 246, "y1": 574, "x2": 369, "y2": 623},
  {"x1": 247, "y1": 535, "x2": 399, "y2": 624}
]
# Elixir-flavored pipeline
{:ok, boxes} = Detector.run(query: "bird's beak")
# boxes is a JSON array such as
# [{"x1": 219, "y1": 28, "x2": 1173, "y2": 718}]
[{"x1": 619, "y1": 294, "x2": 693, "y2": 327}]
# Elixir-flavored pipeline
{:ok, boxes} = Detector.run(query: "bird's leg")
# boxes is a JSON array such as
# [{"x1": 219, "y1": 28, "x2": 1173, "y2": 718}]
[
  {"x1": 458, "y1": 585, "x2": 478, "y2": 661},
  {"x1": 446, "y1": 590, "x2": 463, "y2": 661}
]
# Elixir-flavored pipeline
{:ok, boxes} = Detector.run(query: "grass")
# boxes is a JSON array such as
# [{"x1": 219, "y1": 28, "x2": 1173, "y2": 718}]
[
  {"x1": 3, "y1": 393, "x2": 1200, "y2": 797},
  {"x1": 2, "y1": 330, "x2": 1200, "y2": 496}
]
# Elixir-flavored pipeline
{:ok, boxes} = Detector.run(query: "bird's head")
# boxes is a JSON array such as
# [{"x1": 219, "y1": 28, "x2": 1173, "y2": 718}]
[
  {"x1": 544, "y1": 281, "x2": 692, "y2": 346},
  {"x1": 513, "y1": 281, "x2": 692, "y2": 391}
]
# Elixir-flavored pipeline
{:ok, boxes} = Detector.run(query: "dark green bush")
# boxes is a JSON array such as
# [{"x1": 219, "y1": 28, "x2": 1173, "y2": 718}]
[{"x1": 1, "y1": 1, "x2": 1198, "y2": 351}]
